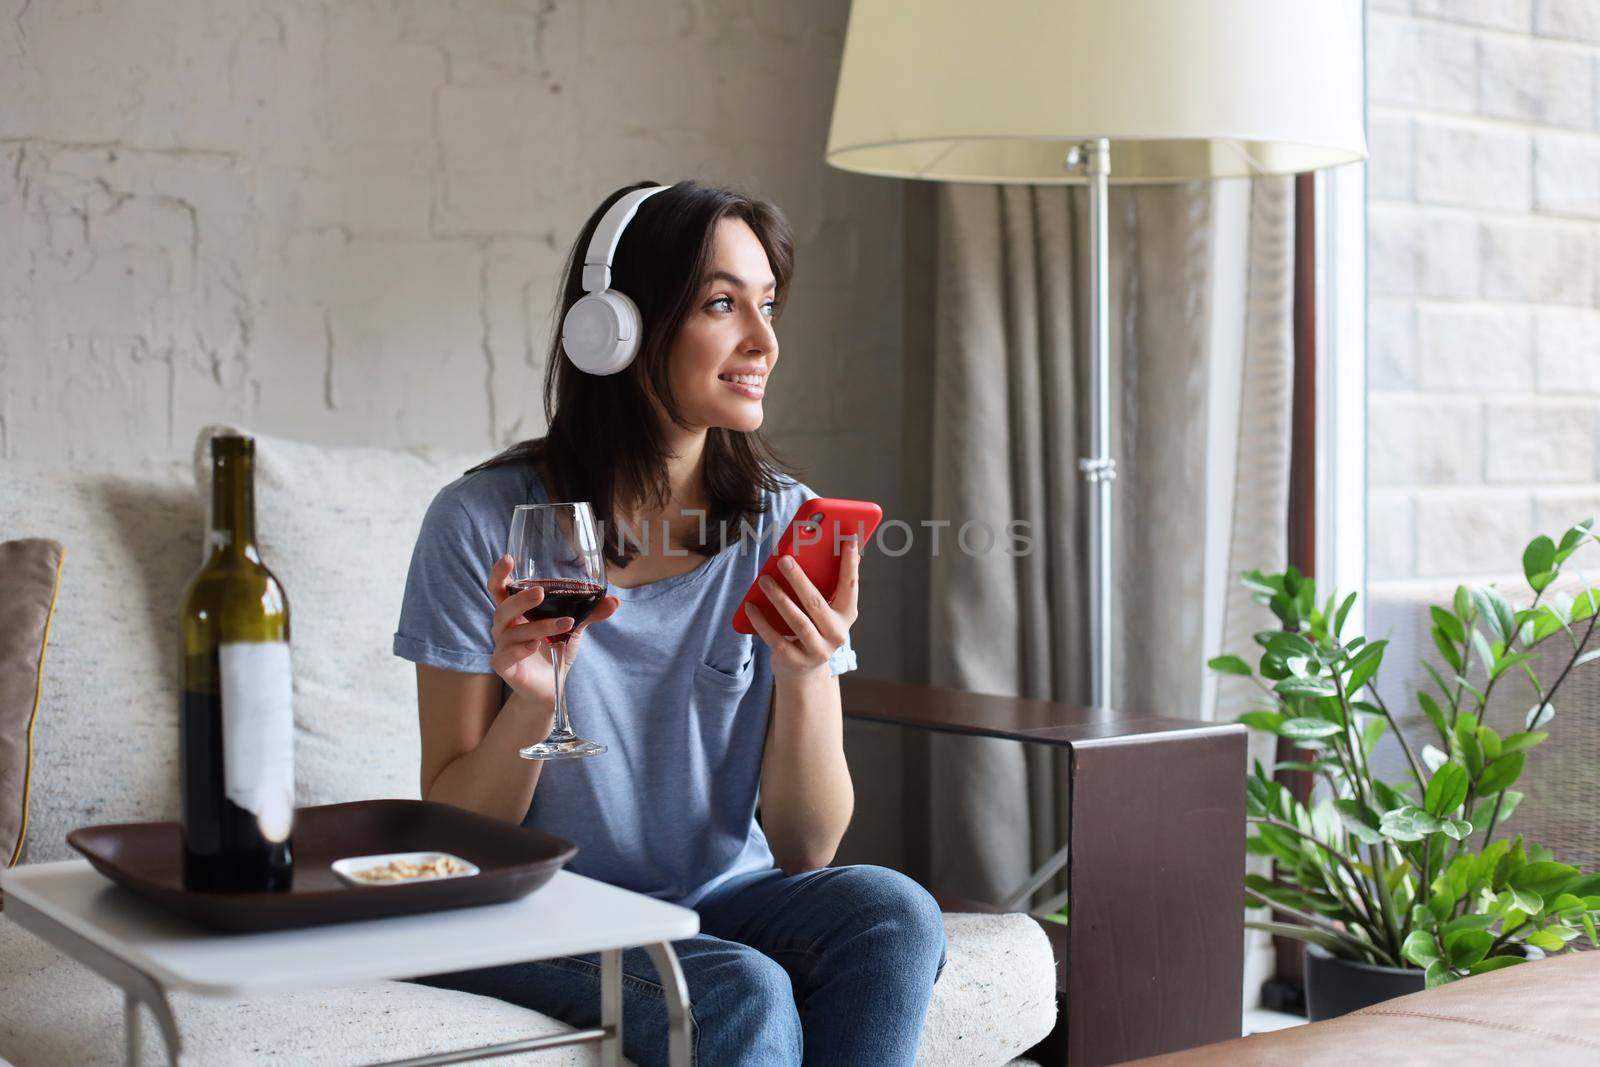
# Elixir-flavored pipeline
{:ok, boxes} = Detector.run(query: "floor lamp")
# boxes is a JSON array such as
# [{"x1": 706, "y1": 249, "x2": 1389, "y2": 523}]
[{"x1": 826, "y1": 0, "x2": 1366, "y2": 905}]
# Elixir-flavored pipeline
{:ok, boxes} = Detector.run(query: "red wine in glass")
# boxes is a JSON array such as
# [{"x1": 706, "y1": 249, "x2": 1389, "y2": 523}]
[
  {"x1": 507, "y1": 501, "x2": 608, "y2": 760},
  {"x1": 508, "y1": 577, "x2": 605, "y2": 643}
]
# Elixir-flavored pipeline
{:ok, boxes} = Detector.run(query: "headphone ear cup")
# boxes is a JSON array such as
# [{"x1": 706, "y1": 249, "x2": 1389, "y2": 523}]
[{"x1": 562, "y1": 290, "x2": 643, "y2": 376}]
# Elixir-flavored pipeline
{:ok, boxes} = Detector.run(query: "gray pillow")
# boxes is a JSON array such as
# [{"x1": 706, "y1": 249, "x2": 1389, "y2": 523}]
[{"x1": 0, "y1": 538, "x2": 64, "y2": 888}]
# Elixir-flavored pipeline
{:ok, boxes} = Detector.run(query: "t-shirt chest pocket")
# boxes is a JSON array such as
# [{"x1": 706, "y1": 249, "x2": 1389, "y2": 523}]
[{"x1": 695, "y1": 631, "x2": 756, "y2": 695}]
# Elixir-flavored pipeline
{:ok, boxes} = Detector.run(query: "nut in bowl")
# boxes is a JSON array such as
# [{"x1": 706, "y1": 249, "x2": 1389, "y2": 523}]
[{"x1": 331, "y1": 851, "x2": 480, "y2": 888}]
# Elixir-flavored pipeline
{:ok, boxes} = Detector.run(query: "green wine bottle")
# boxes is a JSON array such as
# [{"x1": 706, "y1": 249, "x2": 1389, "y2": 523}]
[{"x1": 179, "y1": 435, "x2": 295, "y2": 892}]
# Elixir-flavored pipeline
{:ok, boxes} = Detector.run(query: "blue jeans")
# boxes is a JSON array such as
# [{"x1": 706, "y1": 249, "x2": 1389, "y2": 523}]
[{"x1": 413, "y1": 864, "x2": 948, "y2": 1066}]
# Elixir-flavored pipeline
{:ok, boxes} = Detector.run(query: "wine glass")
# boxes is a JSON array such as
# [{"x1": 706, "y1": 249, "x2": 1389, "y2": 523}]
[{"x1": 506, "y1": 502, "x2": 608, "y2": 760}]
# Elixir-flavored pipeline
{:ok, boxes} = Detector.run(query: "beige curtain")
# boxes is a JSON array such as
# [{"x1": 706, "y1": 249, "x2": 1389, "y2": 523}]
[{"x1": 922, "y1": 178, "x2": 1295, "y2": 908}]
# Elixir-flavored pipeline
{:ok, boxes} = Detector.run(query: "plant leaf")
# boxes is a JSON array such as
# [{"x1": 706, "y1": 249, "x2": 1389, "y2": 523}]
[
  {"x1": 1445, "y1": 928, "x2": 1494, "y2": 968},
  {"x1": 1209, "y1": 654, "x2": 1253, "y2": 677},
  {"x1": 1430, "y1": 605, "x2": 1466, "y2": 644},
  {"x1": 1433, "y1": 628, "x2": 1464, "y2": 674},
  {"x1": 1417, "y1": 691, "x2": 1450, "y2": 740},
  {"x1": 1472, "y1": 629, "x2": 1497, "y2": 675},
  {"x1": 1467, "y1": 955, "x2": 1525, "y2": 976},
  {"x1": 1345, "y1": 640, "x2": 1387, "y2": 694},
  {"x1": 1401, "y1": 929, "x2": 1440, "y2": 966},
  {"x1": 1425, "y1": 763, "x2": 1470, "y2": 817},
  {"x1": 1525, "y1": 702, "x2": 1556, "y2": 730},
  {"x1": 1478, "y1": 752, "x2": 1526, "y2": 795},
  {"x1": 1500, "y1": 731, "x2": 1548, "y2": 754},
  {"x1": 1279, "y1": 717, "x2": 1343, "y2": 740},
  {"x1": 1471, "y1": 790, "x2": 1524, "y2": 835},
  {"x1": 1509, "y1": 861, "x2": 1582, "y2": 897},
  {"x1": 1336, "y1": 592, "x2": 1357, "y2": 638},
  {"x1": 1523, "y1": 535, "x2": 1557, "y2": 591},
  {"x1": 1472, "y1": 586, "x2": 1516, "y2": 644},
  {"x1": 1275, "y1": 677, "x2": 1338, "y2": 700},
  {"x1": 1526, "y1": 929, "x2": 1566, "y2": 952},
  {"x1": 1238, "y1": 711, "x2": 1288, "y2": 734}
]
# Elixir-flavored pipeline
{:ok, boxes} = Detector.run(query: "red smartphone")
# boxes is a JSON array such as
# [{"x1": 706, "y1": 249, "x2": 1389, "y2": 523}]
[{"x1": 733, "y1": 497, "x2": 883, "y2": 637}]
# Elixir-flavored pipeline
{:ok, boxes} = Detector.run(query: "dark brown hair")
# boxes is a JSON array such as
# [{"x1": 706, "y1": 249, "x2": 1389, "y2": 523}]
[{"x1": 470, "y1": 180, "x2": 798, "y2": 568}]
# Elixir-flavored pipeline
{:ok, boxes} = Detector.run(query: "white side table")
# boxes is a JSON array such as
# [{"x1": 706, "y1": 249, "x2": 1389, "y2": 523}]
[{"x1": 0, "y1": 861, "x2": 699, "y2": 1067}]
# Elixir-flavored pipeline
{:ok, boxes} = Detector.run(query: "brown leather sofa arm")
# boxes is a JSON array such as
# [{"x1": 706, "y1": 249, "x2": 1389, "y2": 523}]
[{"x1": 1128, "y1": 950, "x2": 1600, "y2": 1065}]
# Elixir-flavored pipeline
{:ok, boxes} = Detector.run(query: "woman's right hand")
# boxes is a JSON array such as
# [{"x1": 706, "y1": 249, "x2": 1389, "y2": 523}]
[{"x1": 487, "y1": 554, "x2": 620, "y2": 705}]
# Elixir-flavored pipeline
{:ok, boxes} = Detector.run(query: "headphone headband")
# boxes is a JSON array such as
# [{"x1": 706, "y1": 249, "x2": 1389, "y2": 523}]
[{"x1": 581, "y1": 185, "x2": 670, "y2": 294}]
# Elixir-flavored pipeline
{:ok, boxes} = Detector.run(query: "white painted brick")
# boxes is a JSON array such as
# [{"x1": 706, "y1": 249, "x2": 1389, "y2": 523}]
[
  {"x1": 1369, "y1": 205, "x2": 1482, "y2": 298},
  {"x1": 1368, "y1": 14, "x2": 1479, "y2": 113},
  {"x1": 1484, "y1": 400, "x2": 1599, "y2": 482},
  {"x1": 1414, "y1": 491, "x2": 1537, "y2": 577},
  {"x1": 1533, "y1": 131, "x2": 1600, "y2": 219},
  {"x1": 1369, "y1": 491, "x2": 1417, "y2": 581},
  {"x1": 1480, "y1": 217, "x2": 1598, "y2": 305},
  {"x1": 1533, "y1": 487, "x2": 1600, "y2": 534},
  {"x1": 1368, "y1": 395, "x2": 1484, "y2": 486},
  {"x1": 1534, "y1": 0, "x2": 1600, "y2": 44},
  {"x1": 1372, "y1": 0, "x2": 1413, "y2": 12},
  {"x1": 1414, "y1": 491, "x2": 1538, "y2": 577},
  {"x1": 1370, "y1": 298, "x2": 1419, "y2": 388},
  {"x1": 1418, "y1": 305, "x2": 1535, "y2": 390},
  {"x1": 1369, "y1": 113, "x2": 1416, "y2": 202},
  {"x1": 1415, "y1": 119, "x2": 1532, "y2": 210},
  {"x1": 1534, "y1": 309, "x2": 1600, "y2": 392},
  {"x1": 1480, "y1": 35, "x2": 1596, "y2": 130},
  {"x1": 1417, "y1": 0, "x2": 1532, "y2": 32}
]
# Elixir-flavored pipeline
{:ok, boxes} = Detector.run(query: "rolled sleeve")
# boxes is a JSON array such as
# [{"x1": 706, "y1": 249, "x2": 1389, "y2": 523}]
[{"x1": 393, "y1": 488, "x2": 498, "y2": 675}]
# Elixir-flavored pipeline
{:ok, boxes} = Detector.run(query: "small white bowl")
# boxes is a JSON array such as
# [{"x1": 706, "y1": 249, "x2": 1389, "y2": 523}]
[{"x1": 331, "y1": 851, "x2": 480, "y2": 888}]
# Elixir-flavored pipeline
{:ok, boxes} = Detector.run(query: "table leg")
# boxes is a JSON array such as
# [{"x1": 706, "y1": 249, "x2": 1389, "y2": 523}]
[
  {"x1": 5, "y1": 894, "x2": 186, "y2": 1066},
  {"x1": 644, "y1": 942, "x2": 690, "y2": 1067},
  {"x1": 599, "y1": 948, "x2": 623, "y2": 1067}
]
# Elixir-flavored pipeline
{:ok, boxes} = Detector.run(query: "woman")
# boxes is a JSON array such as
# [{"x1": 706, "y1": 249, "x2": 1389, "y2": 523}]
[{"x1": 394, "y1": 180, "x2": 946, "y2": 1066}]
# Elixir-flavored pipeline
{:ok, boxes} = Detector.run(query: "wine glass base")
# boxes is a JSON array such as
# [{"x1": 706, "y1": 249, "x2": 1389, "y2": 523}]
[{"x1": 519, "y1": 736, "x2": 607, "y2": 761}]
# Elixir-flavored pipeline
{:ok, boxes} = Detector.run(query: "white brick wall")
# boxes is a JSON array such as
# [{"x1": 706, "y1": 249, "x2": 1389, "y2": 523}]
[
  {"x1": 1370, "y1": 6, "x2": 1600, "y2": 593},
  {"x1": 0, "y1": 0, "x2": 912, "y2": 679}
]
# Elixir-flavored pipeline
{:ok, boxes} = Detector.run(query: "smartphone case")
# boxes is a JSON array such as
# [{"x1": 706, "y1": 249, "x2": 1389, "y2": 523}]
[{"x1": 733, "y1": 497, "x2": 883, "y2": 638}]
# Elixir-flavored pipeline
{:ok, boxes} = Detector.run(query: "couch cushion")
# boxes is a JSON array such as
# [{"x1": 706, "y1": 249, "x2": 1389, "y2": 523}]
[
  {"x1": 0, "y1": 539, "x2": 63, "y2": 874},
  {"x1": 0, "y1": 462, "x2": 200, "y2": 862},
  {"x1": 191, "y1": 426, "x2": 486, "y2": 808}
]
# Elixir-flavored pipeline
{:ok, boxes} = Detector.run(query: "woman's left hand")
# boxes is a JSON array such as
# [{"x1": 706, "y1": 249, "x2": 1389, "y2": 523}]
[{"x1": 745, "y1": 539, "x2": 861, "y2": 680}]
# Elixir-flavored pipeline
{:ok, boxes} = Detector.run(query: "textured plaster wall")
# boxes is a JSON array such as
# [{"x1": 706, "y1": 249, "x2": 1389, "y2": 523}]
[{"x1": 0, "y1": 1, "x2": 913, "y2": 861}]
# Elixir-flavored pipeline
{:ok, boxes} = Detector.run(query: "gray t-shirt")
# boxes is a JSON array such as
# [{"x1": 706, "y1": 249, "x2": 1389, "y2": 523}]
[{"x1": 393, "y1": 459, "x2": 855, "y2": 907}]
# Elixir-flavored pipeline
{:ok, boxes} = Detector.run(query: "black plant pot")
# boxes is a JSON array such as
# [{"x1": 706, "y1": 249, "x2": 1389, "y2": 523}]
[
  {"x1": 1304, "y1": 944, "x2": 1425, "y2": 1021},
  {"x1": 1304, "y1": 942, "x2": 1545, "y2": 1020}
]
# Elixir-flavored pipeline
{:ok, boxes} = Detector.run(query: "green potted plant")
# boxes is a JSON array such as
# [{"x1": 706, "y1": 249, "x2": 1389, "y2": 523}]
[{"x1": 1210, "y1": 521, "x2": 1600, "y2": 1020}]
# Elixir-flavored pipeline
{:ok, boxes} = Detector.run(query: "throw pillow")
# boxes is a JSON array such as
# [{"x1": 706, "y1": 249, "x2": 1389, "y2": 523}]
[{"x1": 0, "y1": 538, "x2": 65, "y2": 884}]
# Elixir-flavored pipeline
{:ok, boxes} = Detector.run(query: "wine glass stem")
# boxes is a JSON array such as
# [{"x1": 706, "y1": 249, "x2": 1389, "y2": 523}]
[{"x1": 549, "y1": 640, "x2": 572, "y2": 738}]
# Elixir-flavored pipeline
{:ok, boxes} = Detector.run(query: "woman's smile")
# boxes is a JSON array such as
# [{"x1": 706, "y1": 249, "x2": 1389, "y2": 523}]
[{"x1": 718, "y1": 367, "x2": 767, "y2": 399}]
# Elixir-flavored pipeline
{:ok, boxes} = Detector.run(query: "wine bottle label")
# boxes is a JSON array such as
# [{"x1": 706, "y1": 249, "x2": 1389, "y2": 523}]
[{"x1": 219, "y1": 641, "x2": 295, "y2": 843}]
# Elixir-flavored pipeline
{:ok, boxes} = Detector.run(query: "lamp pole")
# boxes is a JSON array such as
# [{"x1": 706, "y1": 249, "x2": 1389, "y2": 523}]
[
  {"x1": 1072, "y1": 138, "x2": 1115, "y2": 711},
  {"x1": 1000, "y1": 139, "x2": 1115, "y2": 913}
]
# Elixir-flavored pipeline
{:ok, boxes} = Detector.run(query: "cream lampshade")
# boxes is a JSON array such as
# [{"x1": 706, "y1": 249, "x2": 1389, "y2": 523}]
[
  {"x1": 826, "y1": 0, "x2": 1367, "y2": 184},
  {"x1": 825, "y1": 0, "x2": 1366, "y2": 732}
]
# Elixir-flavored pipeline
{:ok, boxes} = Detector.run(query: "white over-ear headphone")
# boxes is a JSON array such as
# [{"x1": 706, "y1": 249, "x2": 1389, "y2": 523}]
[{"x1": 561, "y1": 185, "x2": 671, "y2": 375}]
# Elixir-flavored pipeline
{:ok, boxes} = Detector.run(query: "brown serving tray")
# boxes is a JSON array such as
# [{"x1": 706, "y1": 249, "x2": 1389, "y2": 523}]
[{"x1": 67, "y1": 799, "x2": 577, "y2": 933}]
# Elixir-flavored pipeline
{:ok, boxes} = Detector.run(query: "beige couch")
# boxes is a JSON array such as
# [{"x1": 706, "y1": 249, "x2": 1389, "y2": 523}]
[{"x1": 0, "y1": 427, "x2": 1056, "y2": 1066}]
